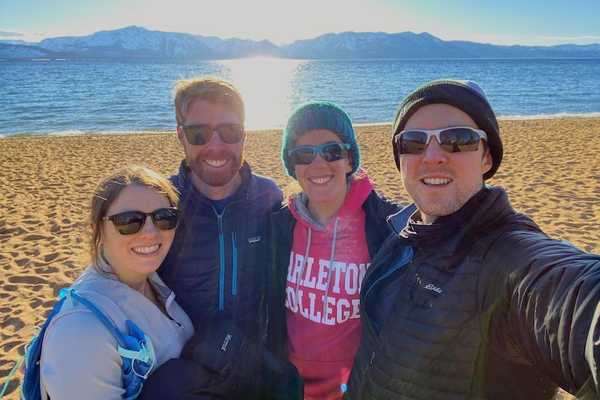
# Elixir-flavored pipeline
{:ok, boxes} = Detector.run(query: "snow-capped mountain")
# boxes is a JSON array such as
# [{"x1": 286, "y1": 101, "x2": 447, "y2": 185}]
[
  {"x1": 38, "y1": 26, "x2": 221, "y2": 59},
  {"x1": 2, "y1": 26, "x2": 600, "y2": 61}
]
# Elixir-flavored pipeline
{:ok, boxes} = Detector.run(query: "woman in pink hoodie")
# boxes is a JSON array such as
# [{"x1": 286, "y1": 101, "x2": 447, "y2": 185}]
[{"x1": 267, "y1": 101, "x2": 399, "y2": 400}]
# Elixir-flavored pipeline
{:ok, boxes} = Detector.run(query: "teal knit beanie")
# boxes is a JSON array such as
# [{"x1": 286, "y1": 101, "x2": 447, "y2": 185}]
[{"x1": 282, "y1": 101, "x2": 360, "y2": 179}]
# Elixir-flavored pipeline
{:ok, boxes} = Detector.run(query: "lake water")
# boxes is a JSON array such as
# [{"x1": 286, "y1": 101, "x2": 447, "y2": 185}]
[{"x1": 1, "y1": 57, "x2": 600, "y2": 136}]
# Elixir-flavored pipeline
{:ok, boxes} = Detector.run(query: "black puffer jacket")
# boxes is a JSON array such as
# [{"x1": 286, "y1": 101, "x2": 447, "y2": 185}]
[
  {"x1": 347, "y1": 186, "x2": 600, "y2": 399},
  {"x1": 266, "y1": 190, "x2": 401, "y2": 360}
]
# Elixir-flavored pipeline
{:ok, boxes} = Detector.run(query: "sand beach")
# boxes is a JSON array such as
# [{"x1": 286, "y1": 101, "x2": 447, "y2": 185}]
[{"x1": 1, "y1": 118, "x2": 599, "y2": 398}]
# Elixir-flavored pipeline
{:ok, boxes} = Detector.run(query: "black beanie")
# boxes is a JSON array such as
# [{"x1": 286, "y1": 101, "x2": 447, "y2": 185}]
[{"x1": 392, "y1": 79, "x2": 503, "y2": 180}]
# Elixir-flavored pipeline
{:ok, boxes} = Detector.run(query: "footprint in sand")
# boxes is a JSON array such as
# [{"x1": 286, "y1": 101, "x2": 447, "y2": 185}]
[
  {"x1": 15, "y1": 258, "x2": 30, "y2": 267},
  {"x1": 30, "y1": 298, "x2": 43, "y2": 308},
  {"x1": 1, "y1": 340, "x2": 22, "y2": 353},
  {"x1": 0, "y1": 317, "x2": 25, "y2": 332},
  {"x1": 44, "y1": 252, "x2": 59, "y2": 262},
  {"x1": 23, "y1": 234, "x2": 50, "y2": 241},
  {"x1": 8, "y1": 275, "x2": 47, "y2": 285}
]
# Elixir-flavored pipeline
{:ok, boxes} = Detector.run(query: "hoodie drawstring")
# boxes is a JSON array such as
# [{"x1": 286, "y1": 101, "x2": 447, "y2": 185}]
[
  {"x1": 323, "y1": 217, "x2": 339, "y2": 317},
  {"x1": 295, "y1": 227, "x2": 312, "y2": 298},
  {"x1": 295, "y1": 218, "x2": 340, "y2": 322}
]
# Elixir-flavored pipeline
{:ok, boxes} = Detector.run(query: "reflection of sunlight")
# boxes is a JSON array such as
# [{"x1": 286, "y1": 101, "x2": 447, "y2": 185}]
[{"x1": 218, "y1": 57, "x2": 306, "y2": 130}]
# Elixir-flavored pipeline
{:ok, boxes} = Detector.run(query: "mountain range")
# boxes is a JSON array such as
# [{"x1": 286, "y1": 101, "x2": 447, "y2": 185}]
[{"x1": 2, "y1": 25, "x2": 600, "y2": 61}]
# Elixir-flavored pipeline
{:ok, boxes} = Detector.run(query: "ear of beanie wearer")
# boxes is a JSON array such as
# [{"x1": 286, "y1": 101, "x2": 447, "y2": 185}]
[
  {"x1": 281, "y1": 101, "x2": 361, "y2": 179},
  {"x1": 391, "y1": 79, "x2": 503, "y2": 180}
]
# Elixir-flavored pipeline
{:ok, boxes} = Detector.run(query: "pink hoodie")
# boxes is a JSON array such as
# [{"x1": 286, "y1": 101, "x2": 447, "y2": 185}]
[{"x1": 285, "y1": 173, "x2": 373, "y2": 400}]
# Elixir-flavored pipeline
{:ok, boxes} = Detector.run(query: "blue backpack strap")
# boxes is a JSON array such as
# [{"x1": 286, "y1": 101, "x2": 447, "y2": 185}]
[
  {"x1": 63, "y1": 289, "x2": 129, "y2": 347},
  {"x1": 12, "y1": 288, "x2": 155, "y2": 400},
  {"x1": 62, "y1": 288, "x2": 156, "y2": 400},
  {"x1": 14, "y1": 293, "x2": 70, "y2": 400}
]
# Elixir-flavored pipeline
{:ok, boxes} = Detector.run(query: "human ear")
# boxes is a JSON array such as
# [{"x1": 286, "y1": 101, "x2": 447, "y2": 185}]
[{"x1": 481, "y1": 147, "x2": 493, "y2": 175}]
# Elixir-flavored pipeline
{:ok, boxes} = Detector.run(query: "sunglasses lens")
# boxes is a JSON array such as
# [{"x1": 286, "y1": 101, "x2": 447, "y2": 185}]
[
  {"x1": 290, "y1": 147, "x2": 317, "y2": 165},
  {"x1": 108, "y1": 208, "x2": 179, "y2": 235},
  {"x1": 110, "y1": 211, "x2": 146, "y2": 235},
  {"x1": 151, "y1": 208, "x2": 179, "y2": 230},
  {"x1": 439, "y1": 128, "x2": 481, "y2": 152},
  {"x1": 217, "y1": 124, "x2": 244, "y2": 144},
  {"x1": 398, "y1": 131, "x2": 428, "y2": 154},
  {"x1": 183, "y1": 124, "x2": 244, "y2": 145},
  {"x1": 321, "y1": 143, "x2": 348, "y2": 162},
  {"x1": 183, "y1": 125, "x2": 212, "y2": 145}
]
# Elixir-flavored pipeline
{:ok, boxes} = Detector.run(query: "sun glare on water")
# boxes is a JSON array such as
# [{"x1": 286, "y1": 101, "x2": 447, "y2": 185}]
[{"x1": 217, "y1": 57, "x2": 308, "y2": 130}]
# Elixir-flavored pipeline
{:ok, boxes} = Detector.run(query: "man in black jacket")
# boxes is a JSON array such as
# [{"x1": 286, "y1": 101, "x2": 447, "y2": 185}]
[{"x1": 347, "y1": 79, "x2": 600, "y2": 399}]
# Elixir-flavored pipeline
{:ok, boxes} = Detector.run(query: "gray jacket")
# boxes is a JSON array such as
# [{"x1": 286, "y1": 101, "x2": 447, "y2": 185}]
[{"x1": 40, "y1": 261, "x2": 194, "y2": 399}]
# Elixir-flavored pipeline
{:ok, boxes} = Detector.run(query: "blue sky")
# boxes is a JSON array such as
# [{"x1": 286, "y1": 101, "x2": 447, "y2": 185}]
[{"x1": 1, "y1": 0, "x2": 600, "y2": 45}]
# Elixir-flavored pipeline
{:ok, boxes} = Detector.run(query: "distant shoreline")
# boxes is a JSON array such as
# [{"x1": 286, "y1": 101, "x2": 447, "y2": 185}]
[
  {"x1": 2, "y1": 114, "x2": 600, "y2": 139},
  {"x1": 3, "y1": 56, "x2": 600, "y2": 62}
]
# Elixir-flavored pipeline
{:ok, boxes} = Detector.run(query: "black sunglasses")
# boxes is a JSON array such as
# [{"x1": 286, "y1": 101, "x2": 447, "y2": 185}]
[
  {"x1": 179, "y1": 123, "x2": 244, "y2": 146},
  {"x1": 288, "y1": 142, "x2": 351, "y2": 165},
  {"x1": 103, "y1": 207, "x2": 180, "y2": 235},
  {"x1": 395, "y1": 126, "x2": 487, "y2": 155}
]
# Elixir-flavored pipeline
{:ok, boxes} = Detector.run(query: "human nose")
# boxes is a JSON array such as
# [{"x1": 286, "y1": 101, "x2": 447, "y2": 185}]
[
  {"x1": 204, "y1": 128, "x2": 226, "y2": 146},
  {"x1": 138, "y1": 215, "x2": 160, "y2": 235},
  {"x1": 422, "y1": 138, "x2": 448, "y2": 165},
  {"x1": 310, "y1": 152, "x2": 329, "y2": 166}
]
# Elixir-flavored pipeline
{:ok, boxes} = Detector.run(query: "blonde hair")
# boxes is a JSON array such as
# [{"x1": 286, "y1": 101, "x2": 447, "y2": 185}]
[
  {"x1": 89, "y1": 165, "x2": 179, "y2": 265},
  {"x1": 174, "y1": 76, "x2": 245, "y2": 125}
]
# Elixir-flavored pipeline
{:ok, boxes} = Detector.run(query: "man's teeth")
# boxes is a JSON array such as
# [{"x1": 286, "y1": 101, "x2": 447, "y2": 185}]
[
  {"x1": 132, "y1": 244, "x2": 160, "y2": 255},
  {"x1": 423, "y1": 178, "x2": 451, "y2": 185},
  {"x1": 309, "y1": 176, "x2": 332, "y2": 184},
  {"x1": 206, "y1": 159, "x2": 227, "y2": 167}
]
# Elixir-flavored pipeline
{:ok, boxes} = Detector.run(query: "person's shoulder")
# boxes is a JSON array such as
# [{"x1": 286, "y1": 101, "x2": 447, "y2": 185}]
[
  {"x1": 40, "y1": 307, "x2": 124, "y2": 399},
  {"x1": 169, "y1": 161, "x2": 192, "y2": 193},
  {"x1": 246, "y1": 172, "x2": 284, "y2": 209},
  {"x1": 367, "y1": 190, "x2": 401, "y2": 213},
  {"x1": 249, "y1": 172, "x2": 281, "y2": 192},
  {"x1": 270, "y1": 202, "x2": 293, "y2": 221},
  {"x1": 43, "y1": 307, "x2": 118, "y2": 354},
  {"x1": 481, "y1": 224, "x2": 599, "y2": 274},
  {"x1": 169, "y1": 172, "x2": 186, "y2": 193}
]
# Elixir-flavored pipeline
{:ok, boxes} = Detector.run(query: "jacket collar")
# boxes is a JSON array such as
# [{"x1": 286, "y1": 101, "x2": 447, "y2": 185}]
[{"x1": 387, "y1": 186, "x2": 535, "y2": 269}]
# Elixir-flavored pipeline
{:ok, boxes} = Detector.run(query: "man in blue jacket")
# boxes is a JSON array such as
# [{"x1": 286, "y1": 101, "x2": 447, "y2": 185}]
[
  {"x1": 141, "y1": 77, "x2": 301, "y2": 400},
  {"x1": 159, "y1": 76, "x2": 282, "y2": 335},
  {"x1": 347, "y1": 79, "x2": 600, "y2": 399}
]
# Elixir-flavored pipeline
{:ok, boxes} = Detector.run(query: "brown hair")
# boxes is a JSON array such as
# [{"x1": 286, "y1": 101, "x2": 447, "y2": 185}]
[
  {"x1": 174, "y1": 76, "x2": 245, "y2": 125},
  {"x1": 89, "y1": 165, "x2": 179, "y2": 266}
]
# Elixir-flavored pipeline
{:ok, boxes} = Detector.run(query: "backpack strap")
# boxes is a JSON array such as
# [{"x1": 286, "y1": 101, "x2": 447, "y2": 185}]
[
  {"x1": 12, "y1": 294, "x2": 71, "y2": 400},
  {"x1": 8, "y1": 288, "x2": 156, "y2": 400},
  {"x1": 60, "y1": 288, "x2": 156, "y2": 399}
]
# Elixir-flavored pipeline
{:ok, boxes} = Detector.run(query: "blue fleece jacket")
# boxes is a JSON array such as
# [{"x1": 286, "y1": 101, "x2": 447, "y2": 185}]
[{"x1": 159, "y1": 160, "x2": 283, "y2": 341}]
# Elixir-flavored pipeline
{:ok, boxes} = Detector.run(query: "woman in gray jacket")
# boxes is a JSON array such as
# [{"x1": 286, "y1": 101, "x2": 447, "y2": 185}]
[{"x1": 39, "y1": 165, "x2": 194, "y2": 399}]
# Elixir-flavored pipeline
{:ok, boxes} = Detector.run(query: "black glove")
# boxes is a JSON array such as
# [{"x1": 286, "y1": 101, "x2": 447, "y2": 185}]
[{"x1": 138, "y1": 358, "x2": 228, "y2": 400}]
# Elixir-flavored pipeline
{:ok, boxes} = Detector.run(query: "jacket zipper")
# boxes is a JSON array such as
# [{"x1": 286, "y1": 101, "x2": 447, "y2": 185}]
[
  {"x1": 217, "y1": 212, "x2": 226, "y2": 311},
  {"x1": 213, "y1": 197, "x2": 246, "y2": 313},
  {"x1": 231, "y1": 232, "x2": 237, "y2": 296}
]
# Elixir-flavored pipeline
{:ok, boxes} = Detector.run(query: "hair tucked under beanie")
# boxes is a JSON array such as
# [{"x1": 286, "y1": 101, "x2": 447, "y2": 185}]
[
  {"x1": 392, "y1": 79, "x2": 503, "y2": 180},
  {"x1": 282, "y1": 101, "x2": 360, "y2": 179}
]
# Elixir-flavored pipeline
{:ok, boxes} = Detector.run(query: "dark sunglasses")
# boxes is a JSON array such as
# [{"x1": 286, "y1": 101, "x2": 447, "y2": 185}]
[
  {"x1": 103, "y1": 207, "x2": 180, "y2": 235},
  {"x1": 179, "y1": 123, "x2": 244, "y2": 146},
  {"x1": 395, "y1": 126, "x2": 487, "y2": 155},
  {"x1": 288, "y1": 142, "x2": 351, "y2": 165}
]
